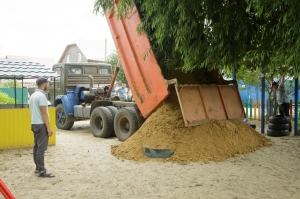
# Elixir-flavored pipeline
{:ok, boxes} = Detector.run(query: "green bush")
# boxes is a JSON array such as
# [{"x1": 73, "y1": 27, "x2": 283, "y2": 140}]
[
  {"x1": 0, "y1": 91, "x2": 16, "y2": 104},
  {"x1": 0, "y1": 79, "x2": 22, "y2": 88}
]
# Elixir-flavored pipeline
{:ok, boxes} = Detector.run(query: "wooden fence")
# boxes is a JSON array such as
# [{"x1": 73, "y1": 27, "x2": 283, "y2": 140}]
[
  {"x1": 242, "y1": 99, "x2": 261, "y2": 119},
  {"x1": 242, "y1": 99, "x2": 296, "y2": 119}
]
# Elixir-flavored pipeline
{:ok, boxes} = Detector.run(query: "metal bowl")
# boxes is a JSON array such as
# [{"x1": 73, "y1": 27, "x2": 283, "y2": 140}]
[{"x1": 143, "y1": 147, "x2": 176, "y2": 158}]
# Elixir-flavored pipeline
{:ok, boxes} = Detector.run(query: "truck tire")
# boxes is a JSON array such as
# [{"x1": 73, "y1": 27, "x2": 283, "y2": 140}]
[
  {"x1": 267, "y1": 129, "x2": 290, "y2": 137},
  {"x1": 114, "y1": 107, "x2": 138, "y2": 141},
  {"x1": 107, "y1": 106, "x2": 119, "y2": 137},
  {"x1": 56, "y1": 104, "x2": 74, "y2": 130},
  {"x1": 268, "y1": 123, "x2": 289, "y2": 130},
  {"x1": 90, "y1": 107, "x2": 113, "y2": 138},
  {"x1": 269, "y1": 115, "x2": 290, "y2": 124}
]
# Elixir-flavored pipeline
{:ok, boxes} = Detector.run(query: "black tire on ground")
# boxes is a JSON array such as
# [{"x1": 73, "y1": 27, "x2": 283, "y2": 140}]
[
  {"x1": 267, "y1": 128, "x2": 290, "y2": 137},
  {"x1": 268, "y1": 123, "x2": 290, "y2": 130},
  {"x1": 269, "y1": 115, "x2": 290, "y2": 124},
  {"x1": 90, "y1": 107, "x2": 113, "y2": 138},
  {"x1": 106, "y1": 106, "x2": 119, "y2": 137},
  {"x1": 56, "y1": 104, "x2": 74, "y2": 130},
  {"x1": 114, "y1": 107, "x2": 139, "y2": 141},
  {"x1": 249, "y1": 124, "x2": 256, "y2": 129}
]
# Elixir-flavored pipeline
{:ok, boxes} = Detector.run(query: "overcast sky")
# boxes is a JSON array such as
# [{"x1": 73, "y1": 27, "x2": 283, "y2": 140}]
[{"x1": 0, "y1": 0, "x2": 114, "y2": 62}]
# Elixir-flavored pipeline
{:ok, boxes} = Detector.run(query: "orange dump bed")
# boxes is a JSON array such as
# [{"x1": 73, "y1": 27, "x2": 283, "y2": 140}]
[
  {"x1": 105, "y1": 5, "x2": 169, "y2": 118},
  {"x1": 175, "y1": 84, "x2": 246, "y2": 126}
]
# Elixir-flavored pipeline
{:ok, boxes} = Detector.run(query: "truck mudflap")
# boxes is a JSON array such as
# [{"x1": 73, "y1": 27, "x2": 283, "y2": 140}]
[
  {"x1": 105, "y1": 4, "x2": 169, "y2": 118},
  {"x1": 175, "y1": 84, "x2": 246, "y2": 127}
]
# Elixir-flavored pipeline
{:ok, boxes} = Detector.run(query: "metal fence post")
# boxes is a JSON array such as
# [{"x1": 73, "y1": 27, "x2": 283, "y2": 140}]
[{"x1": 250, "y1": 99, "x2": 252, "y2": 118}]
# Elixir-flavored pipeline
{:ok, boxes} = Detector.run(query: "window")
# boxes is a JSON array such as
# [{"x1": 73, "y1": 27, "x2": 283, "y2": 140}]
[
  {"x1": 84, "y1": 66, "x2": 98, "y2": 74},
  {"x1": 77, "y1": 53, "x2": 82, "y2": 62},
  {"x1": 68, "y1": 66, "x2": 82, "y2": 74},
  {"x1": 99, "y1": 68, "x2": 111, "y2": 75}
]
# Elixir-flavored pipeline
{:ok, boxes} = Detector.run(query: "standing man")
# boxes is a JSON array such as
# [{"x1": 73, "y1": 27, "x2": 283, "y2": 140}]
[
  {"x1": 116, "y1": 83, "x2": 128, "y2": 100},
  {"x1": 272, "y1": 75, "x2": 292, "y2": 132},
  {"x1": 29, "y1": 77, "x2": 55, "y2": 177}
]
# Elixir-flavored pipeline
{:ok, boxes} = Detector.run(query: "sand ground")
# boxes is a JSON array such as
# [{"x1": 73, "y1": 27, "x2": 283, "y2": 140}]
[{"x1": 0, "y1": 120, "x2": 300, "y2": 199}]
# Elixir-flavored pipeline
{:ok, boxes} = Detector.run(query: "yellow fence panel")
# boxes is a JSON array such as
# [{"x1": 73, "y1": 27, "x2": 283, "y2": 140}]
[{"x1": 0, "y1": 107, "x2": 56, "y2": 150}]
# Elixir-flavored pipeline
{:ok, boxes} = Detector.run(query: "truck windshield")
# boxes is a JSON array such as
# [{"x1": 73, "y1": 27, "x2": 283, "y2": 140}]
[
  {"x1": 99, "y1": 68, "x2": 111, "y2": 74},
  {"x1": 69, "y1": 66, "x2": 82, "y2": 74}
]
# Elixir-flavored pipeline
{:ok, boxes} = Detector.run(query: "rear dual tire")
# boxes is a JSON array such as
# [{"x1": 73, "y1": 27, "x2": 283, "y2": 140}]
[
  {"x1": 114, "y1": 107, "x2": 139, "y2": 141},
  {"x1": 90, "y1": 107, "x2": 114, "y2": 138},
  {"x1": 90, "y1": 106, "x2": 139, "y2": 141},
  {"x1": 106, "y1": 106, "x2": 118, "y2": 137}
]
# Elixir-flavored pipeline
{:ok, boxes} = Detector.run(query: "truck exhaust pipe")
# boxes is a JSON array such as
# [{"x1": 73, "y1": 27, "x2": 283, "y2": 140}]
[
  {"x1": 88, "y1": 75, "x2": 93, "y2": 91},
  {"x1": 106, "y1": 64, "x2": 120, "y2": 98}
]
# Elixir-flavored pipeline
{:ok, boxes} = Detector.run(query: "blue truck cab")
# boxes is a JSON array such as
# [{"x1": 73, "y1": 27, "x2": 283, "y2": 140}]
[{"x1": 48, "y1": 62, "x2": 113, "y2": 129}]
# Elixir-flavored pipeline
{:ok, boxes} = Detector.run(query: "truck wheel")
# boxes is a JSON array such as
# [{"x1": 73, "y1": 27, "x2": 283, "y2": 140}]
[
  {"x1": 114, "y1": 107, "x2": 138, "y2": 141},
  {"x1": 90, "y1": 107, "x2": 113, "y2": 138},
  {"x1": 56, "y1": 104, "x2": 74, "y2": 130},
  {"x1": 107, "y1": 106, "x2": 118, "y2": 137}
]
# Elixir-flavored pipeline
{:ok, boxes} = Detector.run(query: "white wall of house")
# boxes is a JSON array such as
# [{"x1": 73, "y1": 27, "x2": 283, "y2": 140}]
[{"x1": 61, "y1": 45, "x2": 88, "y2": 63}]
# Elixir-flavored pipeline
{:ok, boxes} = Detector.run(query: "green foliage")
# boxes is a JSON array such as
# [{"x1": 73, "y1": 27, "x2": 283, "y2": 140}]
[
  {"x1": 237, "y1": 69, "x2": 261, "y2": 87},
  {"x1": 106, "y1": 52, "x2": 127, "y2": 85},
  {"x1": 95, "y1": 0, "x2": 300, "y2": 77},
  {"x1": 0, "y1": 79, "x2": 22, "y2": 88},
  {"x1": 0, "y1": 91, "x2": 16, "y2": 104},
  {"x1": 246, "y1": 0, "x2": 300, "y2": 75}
]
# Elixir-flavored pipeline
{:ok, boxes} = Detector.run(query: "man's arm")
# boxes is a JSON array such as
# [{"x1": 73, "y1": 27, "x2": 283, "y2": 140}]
[{"x1": 40, "y1": 106, "x2": 53, "y2": 137}]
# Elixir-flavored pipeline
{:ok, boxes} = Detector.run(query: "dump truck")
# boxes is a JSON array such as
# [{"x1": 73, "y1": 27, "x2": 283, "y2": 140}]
[
  {"x1": 48, "y1": 62, "x2": 147, "y2": 141},
  {"x1": 49, "y1": 3, "x2": 246, "y2": 141}
]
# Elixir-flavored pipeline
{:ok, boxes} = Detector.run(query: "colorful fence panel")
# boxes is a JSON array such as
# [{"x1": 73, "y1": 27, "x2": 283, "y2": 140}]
[{"x1": 0, "y1": 107, "x2": 56, "y2": 150}]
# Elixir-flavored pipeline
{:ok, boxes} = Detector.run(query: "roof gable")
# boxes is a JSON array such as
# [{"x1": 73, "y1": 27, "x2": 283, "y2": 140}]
[{"x1": 58, "y1": 39, "x2": 110, "y2": 62}]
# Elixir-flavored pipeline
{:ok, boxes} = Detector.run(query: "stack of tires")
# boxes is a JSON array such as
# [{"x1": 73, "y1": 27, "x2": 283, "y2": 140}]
[{"x1": 267, "y1": 115, "x2": 290, "y2": 137}]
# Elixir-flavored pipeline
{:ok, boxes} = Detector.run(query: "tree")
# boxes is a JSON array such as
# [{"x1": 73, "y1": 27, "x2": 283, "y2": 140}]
[
  {"x1": 237, "y1": 67, "x2": 298, "y2": 116},
  {"x1": 106, "y1": 52, "x2": 127, "y2": 85},
  {"x1": 246, "y1": 0, "x2": 300, "y2": 74},
  {"x1": 0, "y1": 79, "x2": 22, "y2": 88},
  {"x1": 94, "y1": 0, "x2": 300, "y2": 76}
]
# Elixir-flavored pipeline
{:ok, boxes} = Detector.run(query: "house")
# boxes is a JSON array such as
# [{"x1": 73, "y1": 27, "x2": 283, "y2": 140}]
[
  {"x1": 58, "y1": 39, "x2": 115, "y2": 63},
  {"x1": 5, "y1": 55, "x2": 56, "y2": 86}
]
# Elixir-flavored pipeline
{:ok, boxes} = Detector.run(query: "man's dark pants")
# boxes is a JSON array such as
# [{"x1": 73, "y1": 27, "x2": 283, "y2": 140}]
[
  {"x1": 279, "y1": 102, "x2": 292, "y2": 131},
  {"x1": 31, "y1": 124, "x2": 48, "y2": 171}
]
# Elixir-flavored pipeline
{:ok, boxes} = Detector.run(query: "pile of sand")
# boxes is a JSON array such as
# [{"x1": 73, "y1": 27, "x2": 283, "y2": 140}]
[{"x1": 111, "y1": 91, "x2": 271, "y2": 163}]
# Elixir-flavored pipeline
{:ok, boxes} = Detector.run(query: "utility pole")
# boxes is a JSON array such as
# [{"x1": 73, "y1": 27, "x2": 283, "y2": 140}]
[{"x1": 105, "y1": 39, "x2": 107, "y2": 61}]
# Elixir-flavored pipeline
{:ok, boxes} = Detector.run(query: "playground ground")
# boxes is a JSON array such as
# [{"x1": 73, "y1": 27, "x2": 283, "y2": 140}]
[{"x1": 0, "y1": 120, "x2": 299, "y2": 199}]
